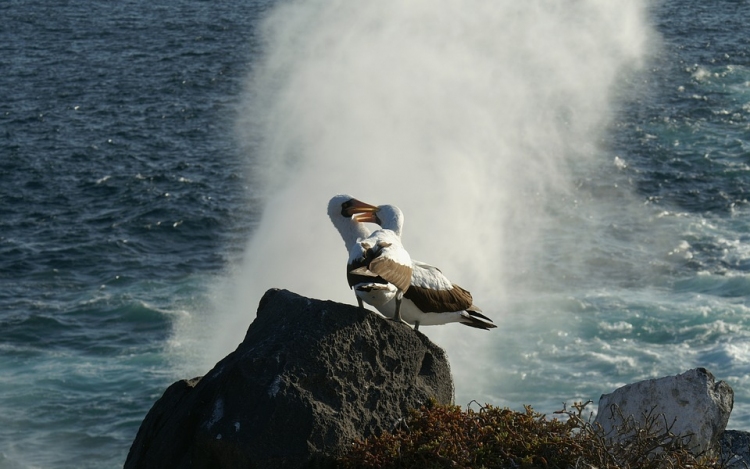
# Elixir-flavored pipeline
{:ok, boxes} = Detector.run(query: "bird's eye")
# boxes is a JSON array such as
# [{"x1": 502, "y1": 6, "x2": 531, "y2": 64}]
[{"x1": 340, "y1": 201, "x2": 352, "y2": 217}]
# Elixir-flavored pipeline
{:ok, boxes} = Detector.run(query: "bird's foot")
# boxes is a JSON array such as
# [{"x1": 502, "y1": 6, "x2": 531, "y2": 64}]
[{"x1": 389, "y1": 317, "x2": 411, "y2": 327}]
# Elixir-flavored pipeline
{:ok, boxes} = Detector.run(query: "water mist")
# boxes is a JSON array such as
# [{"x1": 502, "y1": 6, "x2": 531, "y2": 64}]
[{"x1": 214, "y1": 0, "x2": 655, "y2": 407}]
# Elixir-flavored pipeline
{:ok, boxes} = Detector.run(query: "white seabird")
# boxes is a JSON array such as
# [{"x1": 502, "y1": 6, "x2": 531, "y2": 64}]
[
  {"x1": 327, "y1": 195, "x2": 409, "y2": 312},
  {"x1": 350, "y1": 203, "x2": 496, "y2": 331}
]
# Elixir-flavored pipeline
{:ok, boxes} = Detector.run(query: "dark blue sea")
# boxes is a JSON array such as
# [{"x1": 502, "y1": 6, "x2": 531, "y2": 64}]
[{"x1": 2, "y1": 0, "x2": 749, "y2": 467}]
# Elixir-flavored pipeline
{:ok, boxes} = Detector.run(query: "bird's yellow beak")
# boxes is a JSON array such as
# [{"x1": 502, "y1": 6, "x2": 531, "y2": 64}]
[
  {"x1": 341, "y1": 198, "x2": 379, "y2": 218},
  {"x1": 352, "y1": 211, "x2": 380, "y2": 223}
]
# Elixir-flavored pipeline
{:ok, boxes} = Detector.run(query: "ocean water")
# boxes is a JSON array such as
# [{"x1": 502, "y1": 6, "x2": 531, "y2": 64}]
[{"x1": 2, "y1": 0, "x2": 750, "y2": 467}]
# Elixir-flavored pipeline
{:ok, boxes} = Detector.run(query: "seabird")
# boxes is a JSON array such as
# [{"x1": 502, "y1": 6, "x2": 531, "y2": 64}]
[
  {"x1": 328, "y1": 195, "x2": 409, "y2": 313},
  {"x1": 350, "y1": 203, "x2": 496, "y2": 331},
  {"x1": 327, "y1": 194, "x2": 379, "y2": 309}
]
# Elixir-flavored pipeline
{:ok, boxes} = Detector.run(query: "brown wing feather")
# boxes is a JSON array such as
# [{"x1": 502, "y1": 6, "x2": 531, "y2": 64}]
[
  {"x1": 347, "y1": 258, "x2": 385, "y2": 288},
  {"x1": 404, "y1": 283, "x2": 473, "y2": 313},
  {"x1": 368, "y1": 256, "x2": 412, "y2": 292}
]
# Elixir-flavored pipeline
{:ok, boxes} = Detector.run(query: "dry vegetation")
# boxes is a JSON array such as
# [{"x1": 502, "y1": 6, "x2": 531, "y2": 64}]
[{"x1": 337, "y1": 400, "x2": 730, "y2": 469}]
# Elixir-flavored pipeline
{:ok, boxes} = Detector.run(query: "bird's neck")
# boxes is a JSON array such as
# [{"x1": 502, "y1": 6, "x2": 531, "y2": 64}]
[{"x1": 337, "y1": 218, "x2": 371, "y2": 251}]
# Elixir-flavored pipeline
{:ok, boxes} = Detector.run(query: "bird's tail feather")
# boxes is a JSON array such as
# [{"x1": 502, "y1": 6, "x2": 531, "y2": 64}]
[{"x1": 460, "y1": 308, "x2": 497, "y2": 330}]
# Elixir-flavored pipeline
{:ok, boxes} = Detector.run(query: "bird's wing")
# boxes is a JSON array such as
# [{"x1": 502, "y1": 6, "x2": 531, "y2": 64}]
[
  {"x1": 404, "y1": 262, "x2": 473, "y2": 313},
  {"x1": 368, "y1": 255, "x2": 412, "y2": 293},
  {"x1": 410, "y1": 260, "x2": 452, "y2": 290}
]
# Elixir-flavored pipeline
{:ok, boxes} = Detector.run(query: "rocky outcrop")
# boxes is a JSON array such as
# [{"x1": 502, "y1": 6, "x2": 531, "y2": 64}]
[
  {"x1": 125, "y1": 288, "x2": 454, "y2": 469},
  {"x1": 595, "y1": 368, "x2": 734, "y2": 455}
]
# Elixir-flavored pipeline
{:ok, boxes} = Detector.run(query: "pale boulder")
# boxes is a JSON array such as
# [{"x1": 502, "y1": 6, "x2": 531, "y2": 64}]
[{"x1": 595, "y1": 368, "x2": 733, "y2": 455}]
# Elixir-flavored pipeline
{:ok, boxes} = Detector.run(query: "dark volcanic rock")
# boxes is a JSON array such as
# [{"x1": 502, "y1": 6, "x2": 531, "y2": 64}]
[{"x1": 125, "y1": 289, "x2": 454, "y2": 469}]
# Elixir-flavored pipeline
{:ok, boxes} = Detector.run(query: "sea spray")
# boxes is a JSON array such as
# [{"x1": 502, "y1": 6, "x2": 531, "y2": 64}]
[{"x1": 217, "y1": 0, "x2": 656, "y2": 405}]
